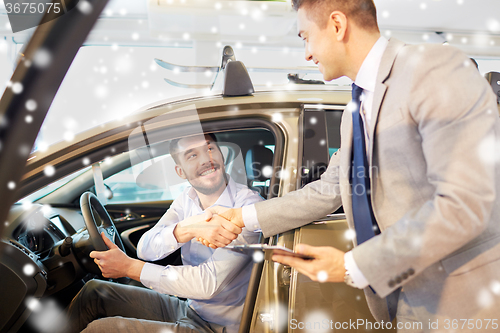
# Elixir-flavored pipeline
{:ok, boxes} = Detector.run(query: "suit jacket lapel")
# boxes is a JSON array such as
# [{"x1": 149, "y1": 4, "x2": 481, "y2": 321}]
[{"x1": 368, "y1": 38, "x2": 406, "y2": 168}]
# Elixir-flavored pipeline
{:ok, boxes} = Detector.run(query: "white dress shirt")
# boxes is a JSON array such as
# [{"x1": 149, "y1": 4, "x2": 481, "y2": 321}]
[
  {"x1": 242, "y1": 37, "x2": 389, "y2": 290},
  {"x1": 137, "y1": 176, "x2": 263, "y2": 333}
]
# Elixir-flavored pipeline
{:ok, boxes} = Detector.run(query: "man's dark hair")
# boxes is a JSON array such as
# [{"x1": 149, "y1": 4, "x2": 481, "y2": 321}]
[
  {"x1": 292, "y1": 0, "x2": 378, "y2": 31},
  {"x1": 169, "y1": 133, "x2": 220, "y2": 165}
]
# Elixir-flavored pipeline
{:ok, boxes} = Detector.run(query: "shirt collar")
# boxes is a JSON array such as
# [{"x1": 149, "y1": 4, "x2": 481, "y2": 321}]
[
  {"x1": 186, "y1": 175, "x2": 237, "y2": 209},
  {"x1": 354, "y1": 36, "x2": 389, "y2": 93}
]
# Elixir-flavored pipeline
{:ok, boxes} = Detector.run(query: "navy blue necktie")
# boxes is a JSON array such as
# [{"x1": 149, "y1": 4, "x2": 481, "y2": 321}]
[{"x1": 350, "y1": 83, "x2": 379, "y2": 244}]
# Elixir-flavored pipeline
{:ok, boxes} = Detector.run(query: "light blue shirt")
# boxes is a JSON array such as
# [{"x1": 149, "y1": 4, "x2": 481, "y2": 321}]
[{"x1": 137, "y1": 176, "x2": 263, "y2": 333}]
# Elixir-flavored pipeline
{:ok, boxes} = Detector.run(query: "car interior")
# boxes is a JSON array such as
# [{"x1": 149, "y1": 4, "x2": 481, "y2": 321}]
[{"x1": 1, "y1": 125, "x2": 276, "y2": 332}]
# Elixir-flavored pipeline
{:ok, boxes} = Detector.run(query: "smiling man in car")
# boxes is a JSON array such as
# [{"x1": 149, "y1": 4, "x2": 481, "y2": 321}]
[{"x1": 61, "y1": 133, "x2": 263, "y2": 333}]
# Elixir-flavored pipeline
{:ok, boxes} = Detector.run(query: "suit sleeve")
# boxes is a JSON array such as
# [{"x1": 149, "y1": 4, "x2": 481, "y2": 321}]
[
  {"x1": 352, "y1": 45, "x2": 499, "y2": 297},
  {"x1": 255, "y1": 150, "x2": 343, "y2": 238}
]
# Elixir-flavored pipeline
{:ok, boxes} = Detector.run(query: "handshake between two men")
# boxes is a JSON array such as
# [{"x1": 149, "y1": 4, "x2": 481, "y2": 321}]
[{"x1": 197, "y1": 205, "x2": 347, "y2": 284}]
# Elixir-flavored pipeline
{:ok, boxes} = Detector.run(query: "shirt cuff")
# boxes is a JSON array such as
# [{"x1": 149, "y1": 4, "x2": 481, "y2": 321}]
[
  {"x1": 140, "y1": 262, "x2": 164, "y2": 291},
  {"x1": 163, "y1": 223, "x2": 185, "y2": 252},
  {"x1": 241, "y1": 204, "x2": 262, "y2": 232},
  {"x1": 344, "y1": 251, "x2": 369, "y2": 289}
]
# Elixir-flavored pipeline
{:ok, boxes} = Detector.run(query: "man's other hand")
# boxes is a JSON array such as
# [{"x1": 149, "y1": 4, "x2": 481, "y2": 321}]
[
  {"x1": 174, "y1": 210, "x2": 242, "y2": 249},
  {"x1": 272, "y1": 244, "x2": 346, "y2": 283},
  {"x1": 89, "y1": 232, "x2": 145, "y2": 281}
]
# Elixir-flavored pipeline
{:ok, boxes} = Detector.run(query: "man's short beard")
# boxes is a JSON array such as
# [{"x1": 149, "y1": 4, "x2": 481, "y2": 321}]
[{"x1": 191, "y1": 172, "x2": 228, "y2": 195}]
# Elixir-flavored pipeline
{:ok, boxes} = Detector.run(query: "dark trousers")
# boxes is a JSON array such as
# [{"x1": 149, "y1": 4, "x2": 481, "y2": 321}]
[{"x1": 60, "y1": 280, "x2": 222, "y2": 333}]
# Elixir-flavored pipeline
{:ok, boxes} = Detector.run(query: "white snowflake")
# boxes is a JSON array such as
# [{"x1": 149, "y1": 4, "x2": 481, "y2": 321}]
[
  {"x1": 26, "y1": 99, "x2": 37, "y2": 111},
  {"x1": 303, "y1": 310, "x2": 331, "y2": 333},
  {"x1": 41, "y1": 204, "x2": 52, "y2": 215},
  {"x1": 477, "y1": 288, "x2": 494, "y2": 308},
  {"x1": 22, "y1": 201, "x2": 32, "y2": 210},
  {"x1": 77, "y1": 1, "x2": 92, "y2": 15},
  {"x1": 262, "y1": 165, "x2": 273, "y2": 178},
  {"x1": 166, "y1": 269, "x2": 178, "y2": 281},
  {"x1": 490, "y1": 280, "x2": 500, "y2": 295},
  {"x1": 345, "y1": 229, "x2": 356, "y2": 240},
  {"x1": 23, "y1": 263, "x2": 35, "y2": 276},
  {"x1": 477, "y1": 135, "x2": 500, "y2": 165},
  {"x1": 63, "y1": 131, "x2": 75, "y2": 142},
  {"x1": 317, "y1": 270, "x2": 328, "y2": 282},
  {"x1": 33, "y1": 48, "x2": 52, "y2": 68},
  {"x1": 6, "y1": 181, "x2": 14, "y2": 191},
  {"x1": 44, "y1": 165, "x2": 55, "y2": 177},
  {"x1": 25, "y1": 297, "x2": 41, "y2": 312},
  {"x1": 28, "y1": 299, "x2": 66, "y2": 332},
  {"x1": 11, "y1": 82, "x2": 23, "y2": 94},
  {"x1": 252, "y1": 250, "x2": 264, "y2": 263},
  {"x1": 272, "y1": 113, "x2": 283, "y2": 122}
]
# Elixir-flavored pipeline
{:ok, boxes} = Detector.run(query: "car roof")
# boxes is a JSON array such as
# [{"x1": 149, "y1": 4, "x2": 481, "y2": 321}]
[{"x1": 26, "y1": 87, "x2": 352, "y2": 167}]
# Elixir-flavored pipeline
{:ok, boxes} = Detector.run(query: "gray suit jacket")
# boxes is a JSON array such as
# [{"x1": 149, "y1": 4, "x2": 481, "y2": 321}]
[{"x1": 255, "y1": 38, "x2": 500, "y2": 322}]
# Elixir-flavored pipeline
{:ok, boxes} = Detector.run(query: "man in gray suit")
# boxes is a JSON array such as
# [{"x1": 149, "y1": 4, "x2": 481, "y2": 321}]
[{"x1": 204, "y1": 0, "x2": 500, "y2": 330}]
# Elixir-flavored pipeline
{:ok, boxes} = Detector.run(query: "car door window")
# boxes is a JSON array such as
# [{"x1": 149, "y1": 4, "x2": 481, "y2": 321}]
[
  {"x1": 103, "y1": 129, "x2": 275, "y2": 204},
  {"x1": 104, "y1": 146, "x2": 230, "y2": 204}
]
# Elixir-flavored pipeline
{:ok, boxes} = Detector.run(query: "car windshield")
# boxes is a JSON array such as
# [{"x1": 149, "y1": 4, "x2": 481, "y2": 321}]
[{"x1": 17, "y1": 166, "x2": 91, "y2": 203}]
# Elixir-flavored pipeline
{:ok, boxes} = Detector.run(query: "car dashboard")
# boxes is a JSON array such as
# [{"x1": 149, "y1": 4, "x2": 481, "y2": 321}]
[{"x1": 1, "y1": 204, "x2": 90, "y2": 333}]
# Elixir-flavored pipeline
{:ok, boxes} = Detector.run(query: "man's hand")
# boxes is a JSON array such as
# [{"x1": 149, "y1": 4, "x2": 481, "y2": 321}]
[
  {"x1": 89, "y1": 232, "x2": 145, "y2": 281},
  {"x1": 272, "y1": 244, "x2": 346, "y2": 283},
  {"x1": 206, "y1": 206, "x2": 245, "y2": 228},
  {"x1": 196, "y1": 207, "x2": 245, "y2": 249},
  {"x1": 174, "y1": 211, "x2": 242, "y2": 249}
]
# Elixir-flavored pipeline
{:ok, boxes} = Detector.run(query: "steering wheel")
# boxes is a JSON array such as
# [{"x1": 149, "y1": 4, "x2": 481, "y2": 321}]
[{"x1": 79, "y1": 192, "x2": 125, "y2": 253}]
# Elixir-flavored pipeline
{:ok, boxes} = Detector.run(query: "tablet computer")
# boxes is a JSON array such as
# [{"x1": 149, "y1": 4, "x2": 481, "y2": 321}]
[{"x1": 224, "y1": 244, "x2": 314, "y2": 260}]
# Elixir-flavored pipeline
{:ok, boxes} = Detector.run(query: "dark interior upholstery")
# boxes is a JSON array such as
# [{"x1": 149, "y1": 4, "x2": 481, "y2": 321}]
[{"x1": 245, "y1": 145, "x2": 274, "y2": 198}]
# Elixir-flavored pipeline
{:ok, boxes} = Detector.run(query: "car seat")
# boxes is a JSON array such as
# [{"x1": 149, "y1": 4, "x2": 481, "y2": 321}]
[{"x1": 245, "y1": 145, "x2": 273, "y2": 198}]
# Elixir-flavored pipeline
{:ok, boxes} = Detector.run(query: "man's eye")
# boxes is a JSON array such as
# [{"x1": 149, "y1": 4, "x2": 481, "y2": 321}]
[{"x1": 188, "y1": 154, "x2": 196, "y2": 160}]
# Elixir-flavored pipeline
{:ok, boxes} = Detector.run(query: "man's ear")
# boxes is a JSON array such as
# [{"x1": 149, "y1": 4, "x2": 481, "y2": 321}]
[
  {"x1": 175, "y1": 165, "x2": 187, "y2": 179},
  {"x1": 330, "y1": 11, "x2": 347, "y2": 41}
]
